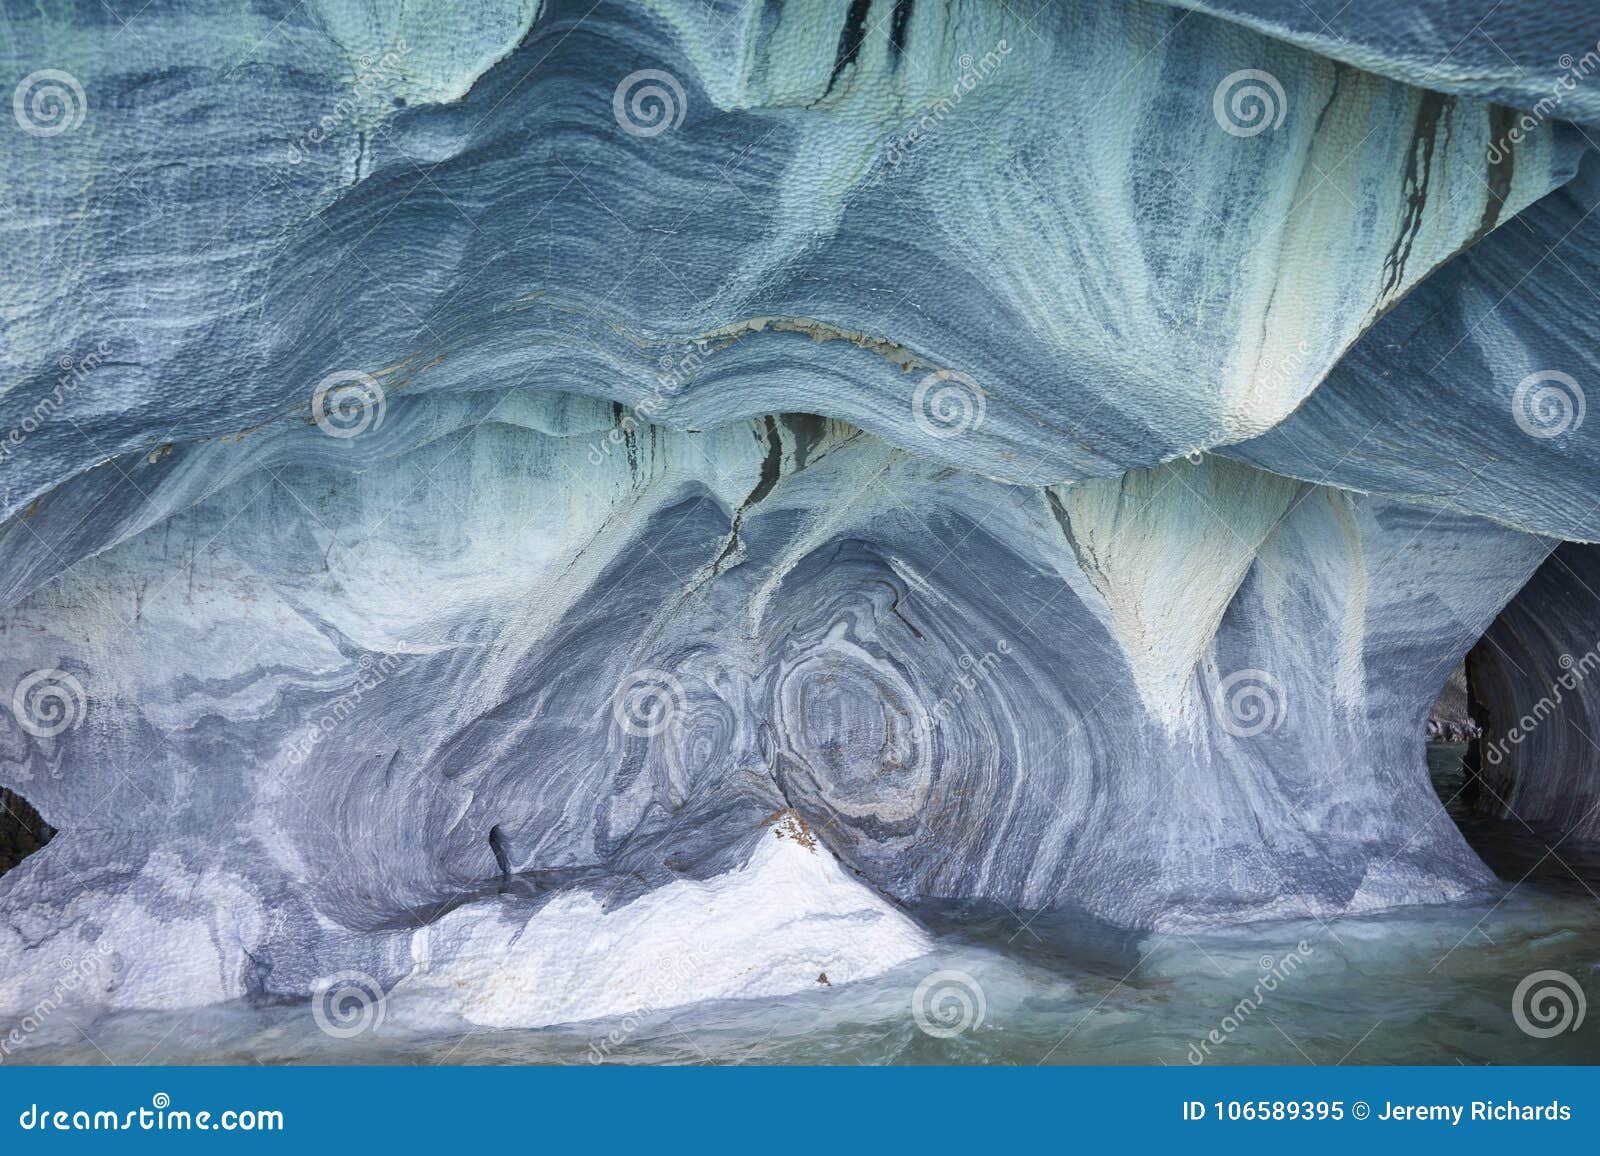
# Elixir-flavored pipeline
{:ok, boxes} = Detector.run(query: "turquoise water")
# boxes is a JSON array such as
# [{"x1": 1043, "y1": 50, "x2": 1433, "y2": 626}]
[{"x1": 15, "y1": 746, "x2": 1600, "y2": 1065}]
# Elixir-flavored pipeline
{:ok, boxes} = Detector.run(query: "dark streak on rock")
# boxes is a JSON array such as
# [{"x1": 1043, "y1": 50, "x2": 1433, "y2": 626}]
[
  {"x1": 748, "y1": 415, "x2": 786, "y2": 509},
  {"x1": 1044, "y1": 486, "x2": 1093, "y2": 579},
  {"x1": 889, "y1": 0, "x2": 914, "y2": 64},
  {"x1": 1472, "y1": 104, "x2": 1517, "y2": 246},
  {"x1": 1379, "y1": 92, "x2": 1451, "y2": 300},
  {"x1": 1310, "y1": 66, "x2": 1343, "y2": 137},
  {"x1": 611, "y1": 400, "x2": 640, "y2": 475},
  {"x1": 874, "y1": 578, "x2": 924, "y2": 640},
  {"x1": 826, "y1": 0, "x2": 875, "y2": 96},
  {"x1": 783, "y1": 413, "x2": 826, "y2": 471},
  {"x1": 755, "y1": 0, "x2": 786, "y2": 85},
  {"x1": 713, "y1": 416, "x2": 785, "y2": 572}
]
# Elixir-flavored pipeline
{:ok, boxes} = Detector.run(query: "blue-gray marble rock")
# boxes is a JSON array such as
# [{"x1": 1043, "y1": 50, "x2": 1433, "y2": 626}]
[{"x1": 2, "y1": 0, "x2": 1599, "y2": 1030}]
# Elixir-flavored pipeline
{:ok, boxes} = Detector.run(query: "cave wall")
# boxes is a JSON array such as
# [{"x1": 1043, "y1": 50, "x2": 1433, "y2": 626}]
[{"x1": 0, "y1": 404, "x2": 1556, "y2": 1022}]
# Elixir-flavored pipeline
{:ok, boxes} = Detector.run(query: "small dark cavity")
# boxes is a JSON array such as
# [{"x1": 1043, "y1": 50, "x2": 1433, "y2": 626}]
[
  {"x1": 488, "y1": 824, "x2": 512, "y2": 894},
  {"x1": 0, "y1": 788, "x2": 56, "y2": 879}
]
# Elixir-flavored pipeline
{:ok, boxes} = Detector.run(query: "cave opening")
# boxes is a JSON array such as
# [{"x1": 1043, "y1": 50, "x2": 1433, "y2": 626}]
[
  {"x1": 0, "y1": 787, "x2": 56, "y2": 880},
  {"x1": 1424, "y1": 660, "x2": 1487, "y2": 846},
  {"x1": 1425, "y1": 542, "x2": 1600, "y2": 891}
]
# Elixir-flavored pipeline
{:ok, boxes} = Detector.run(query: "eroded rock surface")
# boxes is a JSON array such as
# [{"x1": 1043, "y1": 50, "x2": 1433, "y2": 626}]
[{"x1": 2, "y1": 0, "x2": 1599, "y2": 1030}]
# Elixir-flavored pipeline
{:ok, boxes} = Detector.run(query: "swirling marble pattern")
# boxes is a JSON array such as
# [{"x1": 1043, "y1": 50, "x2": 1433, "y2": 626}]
[
  {"x1": 1175, "y1": 1, "x2": 1600, "y2": 126},
  {"x1": 1229, "y1": 156, "x2": 1600, "y2": 541},
  {"x1": 0, "y1": 0, "x2": 1580, "y2": 528},
  {"x1": 0, "y1": 400, "x2": 1561, "y2": 1022}
]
